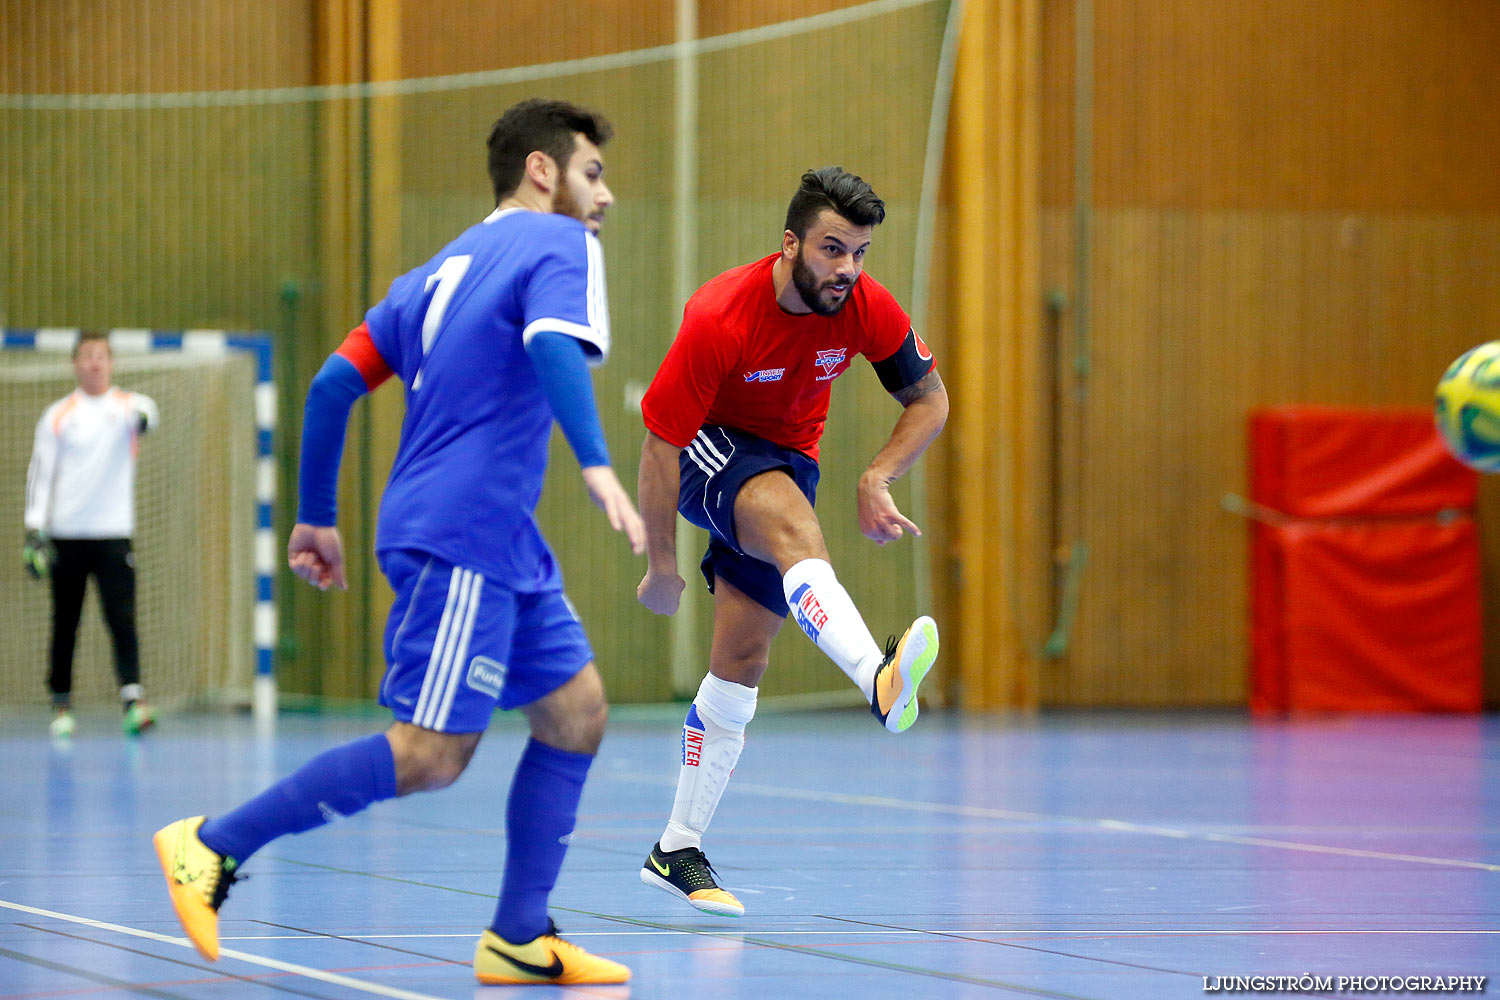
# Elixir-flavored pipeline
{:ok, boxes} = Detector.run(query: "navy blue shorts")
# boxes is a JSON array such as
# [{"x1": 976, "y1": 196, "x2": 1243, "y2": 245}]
[
  {"x1": 377, "y1": 549, "x2": 594, "y2": 732},
  {"x1": 677, "y1": 425, "x2": 820, "y2": 617}
]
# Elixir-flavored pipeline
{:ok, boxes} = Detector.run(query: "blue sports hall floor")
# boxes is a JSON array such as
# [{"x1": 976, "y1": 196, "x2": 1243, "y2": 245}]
[{"x1": 1, "y1": 705, "x2": 1496, "y2": 999}]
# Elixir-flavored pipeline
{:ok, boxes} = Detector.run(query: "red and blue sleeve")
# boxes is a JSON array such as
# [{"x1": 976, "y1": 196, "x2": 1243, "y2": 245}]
[
  {"x1": 335, "y1": 322, "x2": 394, "y2": 390},
  {"x1": 296, "y1": 324, "x2": 392, "y2": 525}
]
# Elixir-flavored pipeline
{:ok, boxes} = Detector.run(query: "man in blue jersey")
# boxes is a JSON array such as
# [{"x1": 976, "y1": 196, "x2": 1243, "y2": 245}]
[{"x1": 152, "y1": 98, "x2": 642, "y2": 987}]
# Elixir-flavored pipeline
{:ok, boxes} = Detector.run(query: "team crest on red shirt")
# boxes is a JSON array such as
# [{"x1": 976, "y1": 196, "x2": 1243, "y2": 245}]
[{"x1": 814, "y1": 348, "x2": 847, "y2": 381}]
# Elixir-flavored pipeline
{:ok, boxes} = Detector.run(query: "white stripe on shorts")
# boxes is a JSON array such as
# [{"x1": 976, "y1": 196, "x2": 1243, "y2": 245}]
[
  {"x1": 684, "y1": 440, "x2": 720, "y2": 479},
  {"x1": 414, "y1": 567, "x2": 480, "y2": 729},
  {"x1": 431, "y1": 570, "x2": 482, "y2": 730},
  {"x1": 693, "y1": 429, "x2": 729, "y2": 466},
  {"x1": 691, "y1": 429, "x2": 737, "y2": 545},
  {"x1": 413, "y1": 567, "x2": 464, "y2": 725}
]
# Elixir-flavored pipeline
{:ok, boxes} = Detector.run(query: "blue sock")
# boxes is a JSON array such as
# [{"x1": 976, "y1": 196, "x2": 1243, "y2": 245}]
[
  {"x1": 198, "y1": 732, "x2": 398, "y2": 863},
  {"x1": 490, "y1": 739, "x2": 593, "y2": 943}
]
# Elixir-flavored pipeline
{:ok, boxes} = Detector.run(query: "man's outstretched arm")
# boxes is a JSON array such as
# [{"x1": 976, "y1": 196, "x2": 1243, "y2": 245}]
[{"x1": 858, "y1": 369, "x2": 949, "y2": 545}]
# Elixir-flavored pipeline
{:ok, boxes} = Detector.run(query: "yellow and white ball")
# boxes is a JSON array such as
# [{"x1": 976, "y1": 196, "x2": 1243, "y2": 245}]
[{"x1": 1435, "y1": 341, "x2": 1500, "y2": 472}]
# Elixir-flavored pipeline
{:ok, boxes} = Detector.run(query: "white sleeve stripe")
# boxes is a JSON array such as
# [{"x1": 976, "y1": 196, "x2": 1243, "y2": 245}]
[
  {"x1": 522, "y1": 318, "x2": 609, "y2": 367},
  {"x1": 584, "y1": 231, "x2": 610, "y2": 363},
  {"x1": 518, "y1": 228, "x2": 610, "y2": 367}
]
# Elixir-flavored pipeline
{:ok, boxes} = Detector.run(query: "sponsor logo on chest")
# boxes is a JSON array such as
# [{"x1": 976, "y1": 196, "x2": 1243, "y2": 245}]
[
  {"x1": 743, "y1": 367, "x2": 786, "y2": 382},
  {"x1": 814, "y1": 348, "x2": 847, "y2": 381}
]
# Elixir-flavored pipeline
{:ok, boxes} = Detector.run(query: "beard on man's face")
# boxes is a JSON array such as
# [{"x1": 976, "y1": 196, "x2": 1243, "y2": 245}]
[
  {"x1": 791, "y1": 247, "x2": 850, "y2": 317},
  {"x1": 552, "y1": 181, "x2": 581, "y2": 223}
]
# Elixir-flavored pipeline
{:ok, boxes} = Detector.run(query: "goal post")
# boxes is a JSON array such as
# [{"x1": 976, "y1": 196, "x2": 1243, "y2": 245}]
[{"x1": 0, "y1": 328, "x2": 276, "y2": 722}]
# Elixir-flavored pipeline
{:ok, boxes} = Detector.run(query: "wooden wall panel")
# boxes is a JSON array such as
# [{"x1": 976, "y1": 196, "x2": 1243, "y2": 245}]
[
  {"x1": 399, "y1": 0, "x2": 895, "y2": 81},
  {"x1": 1088, "y1": 0, "x2": 1500, "y2": 212},
  {"x1": 399, "y1": 1, "x2": 674, "y2": 78},
  {"x1": 699, "y1": 0, "x2": 875, "y2": 35},
  {"x1": 1041, "y1": 209, "x2": 1500, "y2": 706},
  {"x1": 2, "y1": 0, "x2": 315, "y2": 93},
  {"x1": 1037, "y1": 0, "x2": 1500, "y2": 706},
  {"x1": 926, "y1": 0, "x2": 1046, "y2": 710}
]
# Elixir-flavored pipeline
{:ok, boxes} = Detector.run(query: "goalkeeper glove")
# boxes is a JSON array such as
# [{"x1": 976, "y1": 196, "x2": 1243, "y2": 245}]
[
  {"x1": 133, "y1": 396, "x2": 160, "y2": 433},
  {"x1": 23, "y1": 530, "x2": 56, "y2": 581}
]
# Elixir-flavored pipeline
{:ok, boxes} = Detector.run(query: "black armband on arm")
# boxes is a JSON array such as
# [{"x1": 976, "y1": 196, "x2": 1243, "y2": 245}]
[{"x1": 870, "y1": 329, "x2": 936, "y2": 393}]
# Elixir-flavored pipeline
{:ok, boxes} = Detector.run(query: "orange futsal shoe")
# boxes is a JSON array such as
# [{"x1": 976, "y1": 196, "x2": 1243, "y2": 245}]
[
  {"x1": 474, "y1": 921, "x2": 631, "y2": 985},
  {"x1": 152, "y1": 816, "x2": 239, "y2": 961},
  {"x1": 871, "y1": 615, "x2": 939, "y2": 733}
]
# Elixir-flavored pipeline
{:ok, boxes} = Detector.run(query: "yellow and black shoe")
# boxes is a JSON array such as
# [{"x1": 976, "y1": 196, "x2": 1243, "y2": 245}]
[
  {"x1": 871, "y1": 616, "x2": 939, "y2": 733},
  {"x1": 473, "y1": 921, "x2": 630, "y2": 985},
  {"x1": 640, "y1": 842, "x2": 744, "y2": 917},
  {"x1": 152, "y1": 816, "x2": 239, "y2": 961}
]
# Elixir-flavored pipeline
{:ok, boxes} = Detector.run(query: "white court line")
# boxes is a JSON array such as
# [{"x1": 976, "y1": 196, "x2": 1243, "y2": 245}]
[
  {"x1": 0, "y1": 899, "x2": 450, "y2": 1000},
  {"x1": 687, "y1": 778, "x2": 1500, "y2": 873},
  {"x1": 217, "y1": 928, "x2": 1499, "y2": 942}
]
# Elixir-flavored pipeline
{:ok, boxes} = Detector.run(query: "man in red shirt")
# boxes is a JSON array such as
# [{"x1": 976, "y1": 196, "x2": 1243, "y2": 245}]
[{"x1": 636, "y1": 166, "x2": 949, "y2": 916}]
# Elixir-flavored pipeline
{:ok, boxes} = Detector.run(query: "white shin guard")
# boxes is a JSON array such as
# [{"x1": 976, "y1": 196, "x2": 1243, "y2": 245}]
[{"x1": 659, "y1": 673, "x2": 757, "y2": 853}]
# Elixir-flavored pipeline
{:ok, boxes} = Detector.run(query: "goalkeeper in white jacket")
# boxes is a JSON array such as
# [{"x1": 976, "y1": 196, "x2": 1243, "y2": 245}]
[{"x1": 24, "y1": 332, "x2": 159, "y2": 738}]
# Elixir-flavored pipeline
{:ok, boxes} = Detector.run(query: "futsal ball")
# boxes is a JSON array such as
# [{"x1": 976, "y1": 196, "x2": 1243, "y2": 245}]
[{"x1": 1434, "y1": 341, "x2": 1500, "y2": 471}]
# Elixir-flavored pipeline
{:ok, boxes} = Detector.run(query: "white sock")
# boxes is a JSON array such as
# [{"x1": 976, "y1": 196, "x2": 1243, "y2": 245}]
[
  {"x1": 659, "y1": 673, "x2": 757, "y2": 853},
  {"x1": 782, "y1": 557, "x2": 883, "y2": 700}
]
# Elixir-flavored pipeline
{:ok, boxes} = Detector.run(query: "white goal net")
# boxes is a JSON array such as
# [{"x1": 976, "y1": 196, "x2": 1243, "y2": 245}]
[{"x1": 0, "y1": 331, "x2": 270, "y2": 712}]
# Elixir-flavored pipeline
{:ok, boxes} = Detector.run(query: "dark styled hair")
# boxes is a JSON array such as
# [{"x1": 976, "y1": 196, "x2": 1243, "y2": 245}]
[
  {"x1": 784, "y1": 166, "x2": 886, "y2": 240},
  {"x1": 72, "y1": 330, "x2": 110, "y2": 358},
  {"x1": 486, "y1": 98, "x2": 614, "y2": 204}
]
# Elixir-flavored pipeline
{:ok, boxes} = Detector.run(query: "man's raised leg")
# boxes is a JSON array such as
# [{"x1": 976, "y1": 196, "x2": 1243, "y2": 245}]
[{"x1": 736, "y1": 470, "x2": 939, "y2": 730}]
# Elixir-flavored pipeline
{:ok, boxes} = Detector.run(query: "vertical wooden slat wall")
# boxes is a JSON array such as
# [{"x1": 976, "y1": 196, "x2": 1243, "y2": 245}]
[
  {"x1": 1037, "y1": 0, "x2": 1500, "y2": 706},
  {"x1": 927, "y1": 0, "x2": 1048, "y2": 710}
]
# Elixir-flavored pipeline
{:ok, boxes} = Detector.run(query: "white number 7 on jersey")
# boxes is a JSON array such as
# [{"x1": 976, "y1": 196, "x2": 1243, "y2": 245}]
[{"x1": 413, "y1": 253, "x2": 472, "y2": 390}]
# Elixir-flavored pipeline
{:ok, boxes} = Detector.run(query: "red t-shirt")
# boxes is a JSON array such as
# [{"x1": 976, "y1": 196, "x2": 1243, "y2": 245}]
[{"x1": 641, "y1": 253, "x2": 911, "y2": 461}]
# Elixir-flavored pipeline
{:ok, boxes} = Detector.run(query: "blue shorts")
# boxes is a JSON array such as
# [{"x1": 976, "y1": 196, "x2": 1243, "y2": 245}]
[
  {"x1": 377, "y1": 549, "x2": 594, "y2": 733},
  {"x1": 678, "y1": 425, "x2": 820, "y2": 617}
]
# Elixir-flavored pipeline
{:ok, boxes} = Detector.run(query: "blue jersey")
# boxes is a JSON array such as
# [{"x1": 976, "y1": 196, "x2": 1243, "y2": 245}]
[{"x1": 364, "y1": 207, "x2": 610, "y2": 591}]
